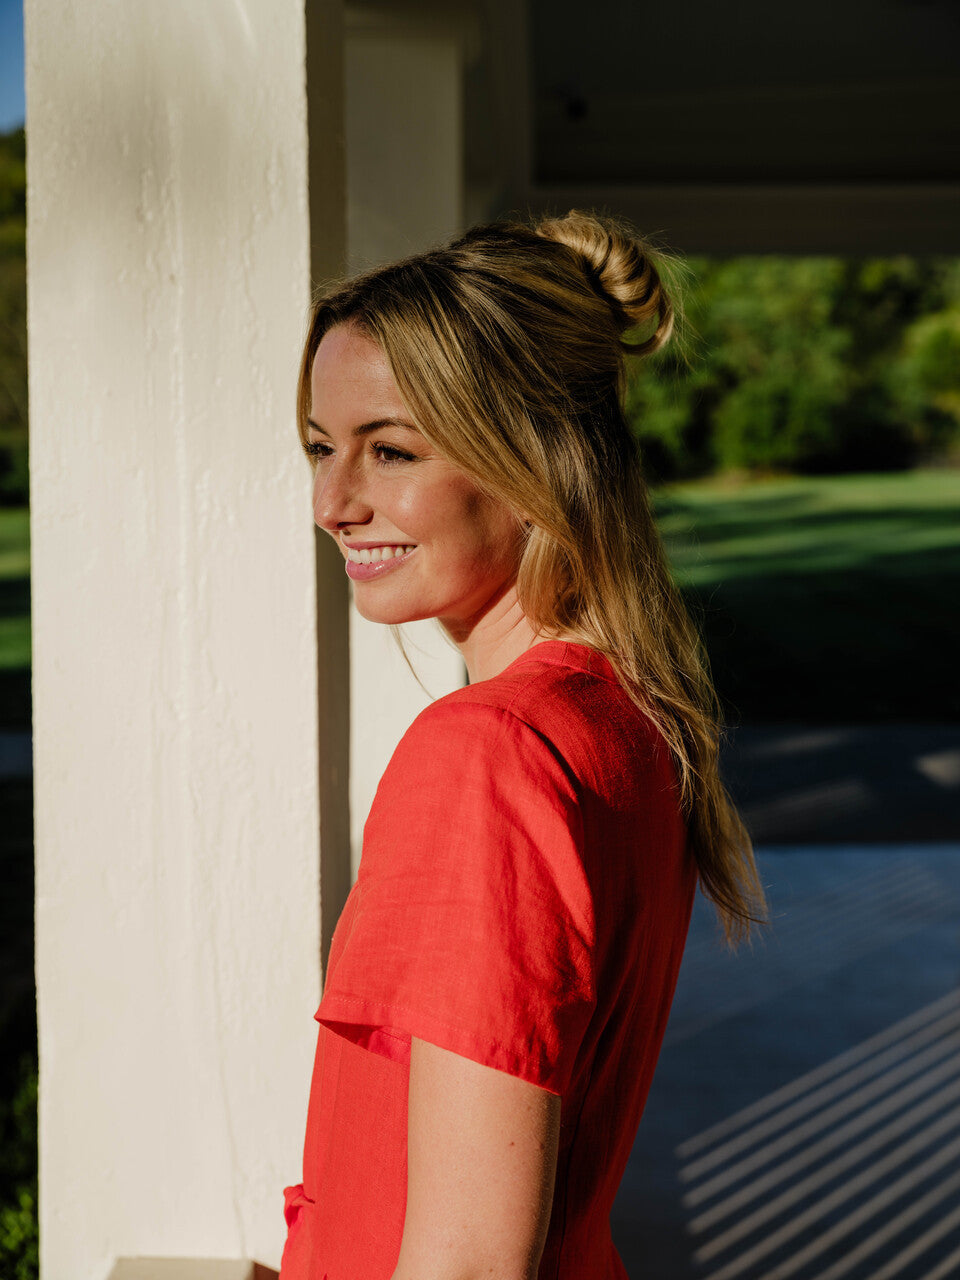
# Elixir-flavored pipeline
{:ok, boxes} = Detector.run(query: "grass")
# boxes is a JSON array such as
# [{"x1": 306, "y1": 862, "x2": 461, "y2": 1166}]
[
  {"x1": 0, "y1": 508, "x2": 30, "y2": 728},
  {"x1": 654, "y1": 468, "x2": 960, "y2": 723}
]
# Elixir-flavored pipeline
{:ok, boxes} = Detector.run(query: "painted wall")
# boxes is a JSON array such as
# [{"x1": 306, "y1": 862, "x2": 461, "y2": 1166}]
[{"x1": 25, "y1": 1, "x2": 340, "y2": 1274}]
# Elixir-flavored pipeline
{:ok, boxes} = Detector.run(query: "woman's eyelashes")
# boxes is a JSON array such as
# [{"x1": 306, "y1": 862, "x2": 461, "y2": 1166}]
[
  {"x1": 304, "y1": 439, "x2": 416, "y2": 466},
  {"x1": 372, "y1": 442, "x2": 417, "y2": 465}
]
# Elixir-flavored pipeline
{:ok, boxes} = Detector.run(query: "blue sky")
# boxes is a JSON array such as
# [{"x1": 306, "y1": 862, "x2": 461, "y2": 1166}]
[{"x1": 1, "y1": 0, "x2": 25, "y2": 132}]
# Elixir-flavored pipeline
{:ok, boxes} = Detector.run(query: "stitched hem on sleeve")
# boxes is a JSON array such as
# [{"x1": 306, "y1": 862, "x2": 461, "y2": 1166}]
[{"x1": 316, "y1": 992, "x2": 571, "y2": 1097}]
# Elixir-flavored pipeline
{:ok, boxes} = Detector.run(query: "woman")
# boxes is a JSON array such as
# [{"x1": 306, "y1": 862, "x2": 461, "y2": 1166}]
[{"x1": 280, "y1": 211, "x2": 766, "y2": 1280}]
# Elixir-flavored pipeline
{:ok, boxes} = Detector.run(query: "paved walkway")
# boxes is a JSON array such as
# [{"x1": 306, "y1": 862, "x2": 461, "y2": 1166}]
[
  {"x1": 721, "y1": 725, "x2": 960, "y2": 844},
  {"x1": 614, "y1": 844, "x2": 960, "y2": 1278},
  {"x1": 613, "y1": 727, "x2": 960, "y2": 1278},
  {"x1": 0, "y1": 730, "x2": 30, "y2": 779}
]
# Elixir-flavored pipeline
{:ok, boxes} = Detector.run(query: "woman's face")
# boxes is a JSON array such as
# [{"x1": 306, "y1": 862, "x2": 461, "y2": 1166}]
[{"x1": 308, "y1": 323, "x2": 525, "y2": 633}]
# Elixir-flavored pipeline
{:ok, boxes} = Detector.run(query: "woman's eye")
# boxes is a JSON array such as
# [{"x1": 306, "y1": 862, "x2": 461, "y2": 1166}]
[
  {"x1": 374, "y1": 443, "x2": 416, "y2": 465},
  {"x1": 303, "y1": 439, "x2": 414, "y2": 465}
]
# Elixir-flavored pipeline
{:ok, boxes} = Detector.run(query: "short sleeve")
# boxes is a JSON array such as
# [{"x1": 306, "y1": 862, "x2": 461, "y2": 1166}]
[{"x1": 316, "y1": 697, "x2": 597, "y2": 1097}]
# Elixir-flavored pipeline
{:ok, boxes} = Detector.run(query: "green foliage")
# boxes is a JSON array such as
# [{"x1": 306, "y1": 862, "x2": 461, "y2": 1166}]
[
  {"x1": 0, "y1": 1188, "x2": 38, "y2": 1280},
  {"x1": 0, "y1": 127, "x2": 27, "y2": 507},
  {"x1": 887, "y1": 302, "x2": 960, "y2": 450},
  {"x1": 628, "y1": 253, "x2": 960, "y2": 479},
  {"x1": 0, "y1": 1056, "x2": 38, "y2": 1280},
  {"x1": 0, "y1": 508, "x2": 30, "y2": 686},
  {"x1": 0, "y1": 129, "x2": 25, "y2": 225}
]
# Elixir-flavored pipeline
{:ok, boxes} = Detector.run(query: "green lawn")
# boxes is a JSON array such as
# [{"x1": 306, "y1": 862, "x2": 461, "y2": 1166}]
[
  {"x1": 0, "y1": 507, "x2": 30, "y2": 727},
  {"x1": 654, "y1": 468, "x2": 960, "y2": 723}
]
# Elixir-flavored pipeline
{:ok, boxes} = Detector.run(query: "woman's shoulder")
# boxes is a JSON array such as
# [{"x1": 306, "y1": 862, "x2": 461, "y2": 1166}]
[
  {"x1": 367, "y1": 649, "x2": 594, "y2": 872},
  {"x1": 396, "y1": 640, "x2": 661, "y2": 778},
  {"x1": 410, "y1": 642, "x2": 604, "y2": 731}
]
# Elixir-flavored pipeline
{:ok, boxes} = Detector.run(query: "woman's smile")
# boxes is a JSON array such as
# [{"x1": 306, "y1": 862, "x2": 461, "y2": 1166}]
[{"x1": 342, "y1": 541, "x2": 419, "y2": 580}]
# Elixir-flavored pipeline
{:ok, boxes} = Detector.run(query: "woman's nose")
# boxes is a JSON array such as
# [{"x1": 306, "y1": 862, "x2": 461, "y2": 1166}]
[{"x1": 313, "y1": 459, "x2": 372, "y2": 532}]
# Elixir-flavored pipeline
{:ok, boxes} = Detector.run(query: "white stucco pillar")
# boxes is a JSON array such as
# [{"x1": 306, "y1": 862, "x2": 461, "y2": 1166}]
[
  {"x1": 25, "y1": 1, "x2": 346, "y2": 1276},
  {"x1": 344, "y1": 11, "x2": 467, "y2": 870}
]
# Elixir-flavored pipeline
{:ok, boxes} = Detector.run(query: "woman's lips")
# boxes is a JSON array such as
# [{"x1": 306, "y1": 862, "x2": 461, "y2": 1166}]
[{"x1": 344, "y1": 545, "x2": 418, "y2": 582}]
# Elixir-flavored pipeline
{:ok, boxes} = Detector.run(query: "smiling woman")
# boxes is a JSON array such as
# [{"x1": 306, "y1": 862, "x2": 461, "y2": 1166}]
[
  {"x1": 280, "y1": 212, "x2": 767, "y2": 1280},
  {"x1": 306, "y1": 323, "x2": 531, "y2": 659}
]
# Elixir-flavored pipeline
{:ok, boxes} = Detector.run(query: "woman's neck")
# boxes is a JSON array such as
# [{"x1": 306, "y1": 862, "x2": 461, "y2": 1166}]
[{"x1": 440, "y1": 590, "x2": 560, "y2": 685}]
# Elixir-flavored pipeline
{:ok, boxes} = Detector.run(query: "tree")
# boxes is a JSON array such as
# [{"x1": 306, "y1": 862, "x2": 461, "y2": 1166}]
[
  {"x1": 626, "y1": 251, "x2": 960, "y2": 479},
  {"x1": 0, "y1": 127, "x2": 27, "y2": 507}
]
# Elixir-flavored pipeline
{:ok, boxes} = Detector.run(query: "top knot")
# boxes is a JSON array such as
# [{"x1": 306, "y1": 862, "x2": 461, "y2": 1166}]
[{"x1": 535, "y1": 210, "x2": 675, "y2": 356}]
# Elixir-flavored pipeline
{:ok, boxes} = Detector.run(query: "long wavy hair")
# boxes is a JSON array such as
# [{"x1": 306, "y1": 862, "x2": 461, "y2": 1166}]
[{"x1": 297, "y1": 210, "x2": 767, "y2": 943}]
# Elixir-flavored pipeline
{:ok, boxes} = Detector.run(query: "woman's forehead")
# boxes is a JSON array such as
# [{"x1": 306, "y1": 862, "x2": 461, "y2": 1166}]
[
  {"x1": 311, "y1": 325, "x2": 410, "y2": 423},
  {"x1": 313, "y1": 323, "x2": 390, "y2": 382}
]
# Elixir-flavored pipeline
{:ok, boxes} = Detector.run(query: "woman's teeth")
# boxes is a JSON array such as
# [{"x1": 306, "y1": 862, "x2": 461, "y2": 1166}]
[{"x1": 346, "y1": 545, "x2": 417, "y2": 565}]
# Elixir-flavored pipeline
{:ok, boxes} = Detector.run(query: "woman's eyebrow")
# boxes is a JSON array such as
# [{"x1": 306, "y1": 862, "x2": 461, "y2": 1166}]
[{"x1": 307, "y1": 416, "x2": 421, "y2": 437}]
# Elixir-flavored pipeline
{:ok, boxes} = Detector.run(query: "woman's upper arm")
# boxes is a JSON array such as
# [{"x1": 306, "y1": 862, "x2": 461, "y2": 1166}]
[{"x1": 391, "y1": 1036, "x2": 561, "y2": 1280}]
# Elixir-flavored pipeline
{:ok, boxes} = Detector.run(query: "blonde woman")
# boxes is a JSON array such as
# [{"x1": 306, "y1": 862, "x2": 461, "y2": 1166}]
[{"x1": 280, "y1": 212, "x2": 765, "y2": 1280}]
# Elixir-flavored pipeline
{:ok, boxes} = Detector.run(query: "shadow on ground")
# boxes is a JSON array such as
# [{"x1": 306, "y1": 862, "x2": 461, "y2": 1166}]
[
  {"x1": 721, "y1": 725, "x2": 960, "y2": 845},
  {"x1": 615, "y1": 846, "x2": 960, "y2": 1280}
]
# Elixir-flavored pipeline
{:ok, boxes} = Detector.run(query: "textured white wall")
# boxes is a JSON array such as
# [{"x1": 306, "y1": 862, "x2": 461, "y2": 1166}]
[
  {"x1": 25, "y1": 1, "x2": 339, "y2": 1275},
  {"x1": 345, "y1": 22, "x2": 467, "y2": 869}
]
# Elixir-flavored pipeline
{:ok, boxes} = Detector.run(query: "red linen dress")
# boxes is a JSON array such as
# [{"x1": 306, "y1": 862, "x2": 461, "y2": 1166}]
[{"x1": 280, "y1": 640, "x2": 696, "y2": 1280}]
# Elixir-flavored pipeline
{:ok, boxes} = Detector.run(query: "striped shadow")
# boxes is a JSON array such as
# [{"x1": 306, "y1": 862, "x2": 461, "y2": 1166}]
[{"x1": 678, "y1": 990, "x2": 960, "y2": 1280}]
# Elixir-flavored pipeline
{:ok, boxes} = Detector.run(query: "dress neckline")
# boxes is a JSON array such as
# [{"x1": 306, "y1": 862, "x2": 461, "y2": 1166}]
[{"x1": 500, "y1": 639, "x2": 619, "y2": 683}]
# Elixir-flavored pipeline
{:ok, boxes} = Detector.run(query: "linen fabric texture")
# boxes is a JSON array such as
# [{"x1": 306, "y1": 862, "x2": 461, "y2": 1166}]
[{"x1": 280, "y1": 641, "x2": 696, "y2": 1280}]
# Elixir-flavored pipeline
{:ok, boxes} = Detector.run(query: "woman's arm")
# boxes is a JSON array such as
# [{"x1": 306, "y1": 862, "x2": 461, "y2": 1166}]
[{"x1": 390, "y1": 1036, "x2": 562, "y2": 1280}]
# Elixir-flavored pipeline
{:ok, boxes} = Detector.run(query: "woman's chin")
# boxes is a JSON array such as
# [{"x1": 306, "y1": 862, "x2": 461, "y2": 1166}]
[{"x1": 352, "y1": 592, "x2": 435, "y2": 627}]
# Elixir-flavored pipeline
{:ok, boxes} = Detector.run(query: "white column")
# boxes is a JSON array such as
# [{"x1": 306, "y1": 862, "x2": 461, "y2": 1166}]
[
  {"x1": 344, "y1": 14, "x2": 467, "y2": 871},
  {"x1": 25, "y1": 1, "x2": 345, "y2": 1275}
]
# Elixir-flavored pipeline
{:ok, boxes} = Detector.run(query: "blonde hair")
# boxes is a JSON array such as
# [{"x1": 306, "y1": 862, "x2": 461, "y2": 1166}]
[{"x1": 297, "y1": 210, "x2": 767, "y2": 943}]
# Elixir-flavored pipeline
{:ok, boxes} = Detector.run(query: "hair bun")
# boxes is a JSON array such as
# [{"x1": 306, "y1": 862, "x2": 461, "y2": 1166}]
[{"x1": 535, "y1": 210, "x2": 675, "y2": 356}]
